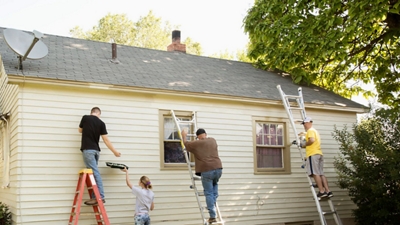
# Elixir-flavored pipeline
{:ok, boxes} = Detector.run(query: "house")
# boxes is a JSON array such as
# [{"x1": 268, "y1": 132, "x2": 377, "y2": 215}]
[{"x1": 0, "y1": 27, "x2": 364, "y2": 225}]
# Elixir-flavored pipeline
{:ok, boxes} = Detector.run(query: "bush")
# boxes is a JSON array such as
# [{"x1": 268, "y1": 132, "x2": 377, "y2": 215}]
[
  {"x1": 332, "y1": 108, "x2": 400, "y2": 225},
  {"x1": 0, "y1": 202, "x2": 11, "y2": 225}
]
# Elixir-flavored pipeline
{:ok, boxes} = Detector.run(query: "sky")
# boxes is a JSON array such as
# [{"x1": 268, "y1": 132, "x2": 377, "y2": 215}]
[{"x1": 0, "y1": 0, "x2": 254, "y2": 56}]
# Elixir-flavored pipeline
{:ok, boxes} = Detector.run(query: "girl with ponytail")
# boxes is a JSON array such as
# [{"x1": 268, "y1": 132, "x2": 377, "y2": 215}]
[{"x1": 122, "y1": 168, "x2": 155, "y2": 225}]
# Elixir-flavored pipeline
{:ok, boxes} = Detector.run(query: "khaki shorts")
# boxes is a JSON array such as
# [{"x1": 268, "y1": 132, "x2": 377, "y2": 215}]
[{"x1": 305, "y1": 154, "x2": 324, "y2": 176}]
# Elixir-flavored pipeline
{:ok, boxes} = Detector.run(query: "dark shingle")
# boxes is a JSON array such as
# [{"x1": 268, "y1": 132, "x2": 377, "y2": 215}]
[{"x1": 0, "y1": 27, "x2": 365, "y2": 109}]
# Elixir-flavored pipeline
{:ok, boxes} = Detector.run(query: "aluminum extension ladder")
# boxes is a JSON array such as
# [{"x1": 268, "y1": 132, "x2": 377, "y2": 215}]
[
  {"x1": 170, "y1": 110, "x2": 224, "y2": 225},
  {"x1": 276, "y1": 85, "x2": 343, "y2": 225}
]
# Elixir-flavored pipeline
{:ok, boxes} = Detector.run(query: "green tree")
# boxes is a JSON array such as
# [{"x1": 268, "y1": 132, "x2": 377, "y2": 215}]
[
  {"x1": 210, "y1": 49, "x2": 235, "y2": 60},
  {"x1": 236, "y1": 45, "x2": 253, "y2": 63},
  {"x1": 332, "y1": 108, "x2": 400, "y2": 224},
  {"x1": 70, "y1": 13, "x2": 136, "y2": 45},
  {"x1": 183, "y1": 37, "x2": 203, "y2": 55},
  {"x1": 209, "y1": 47, "x2": 253, "y2": 62},
  {"x1": 70, "y1": 11, "x2": 203, "y2": 53},
  {"x1": 131, "y1": 11, "x2": 171, "y2": 49},
  {"x1": 244, "y1": 0, "x2": 400, "y2": 107}
]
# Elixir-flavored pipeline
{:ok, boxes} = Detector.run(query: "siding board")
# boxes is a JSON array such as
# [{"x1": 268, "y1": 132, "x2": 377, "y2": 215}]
[{"x1": 1, "y1": 82, "x2": 358, "y2": 225}]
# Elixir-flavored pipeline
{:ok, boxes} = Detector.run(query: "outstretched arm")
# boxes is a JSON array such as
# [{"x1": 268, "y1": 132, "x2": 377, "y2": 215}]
[
  {"x1": 101, "y1": 134, "x2": 121, "y2": 157},
  {"x1": 122, "y1": 168, "x2": 132, "y2": 189}
]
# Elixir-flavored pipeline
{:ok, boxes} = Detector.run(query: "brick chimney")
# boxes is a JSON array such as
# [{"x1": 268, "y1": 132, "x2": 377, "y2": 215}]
[{"x1": 167, "y1": 30, "x2": 186, "y2": 53}]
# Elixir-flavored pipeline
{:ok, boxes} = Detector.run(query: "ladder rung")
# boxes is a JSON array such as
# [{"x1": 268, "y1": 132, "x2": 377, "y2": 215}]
[
  {"x1": 289, "y1": 107, "x2": 304, "y2": 110},
  {"x1": 193, "y1": 176, "x2": 201, "y2": 181},
  {"x1": 285, "y1": 95, "x2": 301, "y2": 99},
  {"x1": 323, "y1": 211, "x2": 336, "y2": 215},
  {"x1": 198, "y1": 192, "x2": 204, "y2": 196},
  {"x1": 189, "y1": 162, "x2": 195, "y2": 167},
  {"x1": 175, "y1": 120, "x2": 195, "y2": 124},
  {"x1": 71, "y1": 212, "x2": 102, "y2": 216}
]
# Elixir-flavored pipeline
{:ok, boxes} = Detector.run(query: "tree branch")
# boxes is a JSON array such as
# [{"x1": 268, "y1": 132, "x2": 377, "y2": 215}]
[{"x1": 348, "y1": 31, "x2": 388, "y2": 57}]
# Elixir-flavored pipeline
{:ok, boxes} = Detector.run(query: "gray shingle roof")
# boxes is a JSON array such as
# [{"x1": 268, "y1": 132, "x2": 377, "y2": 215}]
[{"x1": 0, "y1": 27, "x2": 365, "y2": 109}]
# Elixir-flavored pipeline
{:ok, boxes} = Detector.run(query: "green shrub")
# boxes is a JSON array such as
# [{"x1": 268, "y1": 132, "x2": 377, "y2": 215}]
[
  {"x1": 0, "y1": 202, "x2": 11, "y2": 225},
  {"x1": 333, "y1": 108, "x2": 400, "y2": 225}
]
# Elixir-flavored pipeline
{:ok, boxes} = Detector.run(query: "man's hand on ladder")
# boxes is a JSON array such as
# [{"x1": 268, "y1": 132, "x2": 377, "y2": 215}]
[
  {"x1": 181, "y1": 127, "x2": 188, "y2": 140},
  {"x1": 292, "y1": 140, "x2": 306, "y2": 148}
]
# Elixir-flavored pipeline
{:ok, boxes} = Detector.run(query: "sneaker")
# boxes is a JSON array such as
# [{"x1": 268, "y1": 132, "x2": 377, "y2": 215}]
[
  {"x1": 208, "y1": 218, "x2": 217, "y2": 223},
  {"x1": 317, "y1": 192, "x2": 328, "y2": 198},
  {"x1": 327, "y1": 192, "x2": 334, "y2": 198},
  {"x1": 84, "y1": 199, "x2": 105, "y2": 205}
]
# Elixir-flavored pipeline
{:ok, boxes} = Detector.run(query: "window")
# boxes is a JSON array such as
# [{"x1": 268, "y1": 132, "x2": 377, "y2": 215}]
[
  {"x1": 254, "y1": 118, "x2": 291, "y2": 174},
  {"x1": 159, "y1": 110, "x2": 194, "y2": 169}
]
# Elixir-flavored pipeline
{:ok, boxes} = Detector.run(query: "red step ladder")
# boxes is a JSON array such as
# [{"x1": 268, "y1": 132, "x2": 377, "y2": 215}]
[{"x1": 68, "y1": 169, "x2": 110, "y2": 225}]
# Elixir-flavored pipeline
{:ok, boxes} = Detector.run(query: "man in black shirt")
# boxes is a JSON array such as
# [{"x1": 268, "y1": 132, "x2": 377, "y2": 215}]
[{"x1": 79, "y1": 107, "x2": 121, "y2": 205}]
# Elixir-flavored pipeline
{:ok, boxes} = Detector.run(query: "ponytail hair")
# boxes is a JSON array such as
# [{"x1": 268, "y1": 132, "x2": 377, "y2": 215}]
[{"x1": 140, "y1": 176, "x2": 152, "y2": 189}]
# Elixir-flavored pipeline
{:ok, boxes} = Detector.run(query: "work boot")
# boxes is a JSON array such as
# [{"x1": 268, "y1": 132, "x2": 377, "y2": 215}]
[
  {"x1": 208, "y1": 218, "x2": 217, "y2": 223},
  {"x1": 84, "y1": 199, "x2": 105, "y2": 205}
]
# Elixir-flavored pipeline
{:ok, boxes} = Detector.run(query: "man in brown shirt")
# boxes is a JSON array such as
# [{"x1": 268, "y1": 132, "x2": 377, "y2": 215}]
[{"x1": 181, "y1": 128, "x2": 222, "y2": 223}]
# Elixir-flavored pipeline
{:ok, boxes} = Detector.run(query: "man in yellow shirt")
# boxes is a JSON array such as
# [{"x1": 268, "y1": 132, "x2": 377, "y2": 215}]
[{"x1": 301, "y1": 117, "x2": 333, "y2": 199}]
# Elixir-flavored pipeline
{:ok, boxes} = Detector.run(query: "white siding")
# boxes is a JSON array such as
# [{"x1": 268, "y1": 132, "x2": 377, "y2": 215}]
[
  {"x1": 0, "y1": 57, "x2": 20, "y2": 224},
  {"x1": 12, "y1": 82, "x2": 357, "y2": 225}
]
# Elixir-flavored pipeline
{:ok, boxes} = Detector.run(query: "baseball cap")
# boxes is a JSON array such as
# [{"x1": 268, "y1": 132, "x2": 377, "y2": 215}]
[
  {"x1": 196, "y1": 128, "x2": 206, "y2": 136},
  {"x1": 301, "y1": 117, "x2": 313, "y2": 124}
]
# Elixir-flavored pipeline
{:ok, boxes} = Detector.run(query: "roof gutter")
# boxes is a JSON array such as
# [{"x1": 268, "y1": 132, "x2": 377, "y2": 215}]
[{"x1": 7, "y1": 75, "x2": 366, "y2": 113}]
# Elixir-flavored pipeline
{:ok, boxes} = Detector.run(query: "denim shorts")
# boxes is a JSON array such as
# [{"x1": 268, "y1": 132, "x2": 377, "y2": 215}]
[{"x1": 135, "y1": 213, "x2": 150, "y2": 225}]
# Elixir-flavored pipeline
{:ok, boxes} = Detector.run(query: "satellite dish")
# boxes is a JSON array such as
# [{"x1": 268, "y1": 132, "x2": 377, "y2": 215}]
[{"x1": 3, "y1": 28, "x2": 48, "y2": 70}]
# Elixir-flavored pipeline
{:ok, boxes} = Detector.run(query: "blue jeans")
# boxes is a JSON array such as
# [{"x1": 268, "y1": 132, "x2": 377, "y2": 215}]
[
  {"x1": 201, "y1": 168, "x2": 222, "y2": 218},
  {"x1": 135, "y1": 214, "x2": 150, "y2": 225},
  {"x1": 82, "y1": 150, "x2": 104, "y2": 199}
]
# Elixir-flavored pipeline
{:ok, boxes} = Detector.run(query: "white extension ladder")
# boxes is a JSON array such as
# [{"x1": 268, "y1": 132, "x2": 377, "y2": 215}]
[
  {"x1": 276, "y1": 85, "x2": 343, "y2": 225},
  {"x1": 170, "y1": 110, "x2": 224, "y2": 225}
]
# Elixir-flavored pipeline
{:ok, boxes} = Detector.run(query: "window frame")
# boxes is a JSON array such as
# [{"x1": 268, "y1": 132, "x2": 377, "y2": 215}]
[
  {"x1": 159, "y1": 109, "x2": 195, "y2": 170},
  {"x1": 253, "y1": 116, "x2": 291, "y2": 174}
]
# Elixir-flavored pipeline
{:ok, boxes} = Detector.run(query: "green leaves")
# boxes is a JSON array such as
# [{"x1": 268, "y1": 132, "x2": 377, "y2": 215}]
[
  {"x1": 0, "y1": 202, "x2": 11, "y2": 225},
  {"x1": 244, "y1": 0, "x2": 400, "y2": 108},
  {"x1": 333, "y1": 109, "x2": 400, "y2": 224}
]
